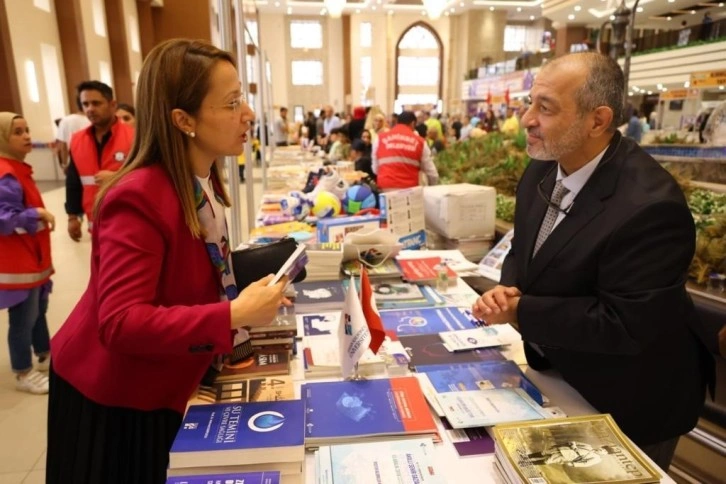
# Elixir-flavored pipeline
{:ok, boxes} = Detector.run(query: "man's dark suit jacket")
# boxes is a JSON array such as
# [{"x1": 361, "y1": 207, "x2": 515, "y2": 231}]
[{"x1": 501, "y1": 131, "x2": 710, "y2": 446}]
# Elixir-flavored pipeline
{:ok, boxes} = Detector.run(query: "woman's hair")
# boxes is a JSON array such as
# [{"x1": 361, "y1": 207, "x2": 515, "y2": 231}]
[
  {"x1": 95, "y1": 39, "x2": 235, "y2": 238},
  {"x1": 116, "y1": 103, "x2": 136, "y2": 116}
]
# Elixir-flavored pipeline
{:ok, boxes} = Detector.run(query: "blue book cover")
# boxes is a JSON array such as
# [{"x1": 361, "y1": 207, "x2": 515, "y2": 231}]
[
  {"x1": 417, "y1": 360, "x2": 544, "y2": 405},
  {"x1": 398, "y1": 334, "x2": 505, "y2": 369},
  {"x1": 166, "y1": 471, "x2": 281, "y2": 484},
  {"x1": 300, "y1": 312, "x2": 341, "y2": 336},
  {"x1": 380, "y1": 307, "x2": 479, "y2": 336},
  {"x1": 302, "y1": 377, "x2": 436, "y2": 444},
  {"x1": 293, "y1": 281, "x2": 345, "y2": 310},
  {"x1": 170, "y1": 401, "x2": 304, "y2": 457}
]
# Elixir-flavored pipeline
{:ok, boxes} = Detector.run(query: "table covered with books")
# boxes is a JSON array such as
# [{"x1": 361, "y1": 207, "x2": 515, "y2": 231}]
[{"x1": 169, "y1": 236, "x2": 675, "y2": 481}]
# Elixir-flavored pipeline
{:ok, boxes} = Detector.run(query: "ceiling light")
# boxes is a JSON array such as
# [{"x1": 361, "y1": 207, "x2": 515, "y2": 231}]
[
  {"x1": 691, "y1": 10, "x2": 696, "y2": 14},
  {"x1": 287, "y1": 6, "x2": 292, "y2": 14},
  {"x1": 274, "y1": 1, "x2": 279, "y2": 6},
  {"x1": 667, "y1": 16, "x2": 672, "y2": 21},
  {"x1": 530, "y1": 15, "x2": 535, "y2": 20},
  {"x1": 356, "y1": 8, "x2": 360, "y2": 13},
  {"x1": 489, "y1": 6, "x2": 495, "y2": 11},
  {"x1": 636, "y1": 7, "x2": 643, "y2": 12},
  {"x1": 668, "y1": 0, "x2": 675, "y2": 3},
  {"x1": 628, "y1": 92, "x2": 633, "y2": 96},
  {"x1": 684, "y1": 81, "x2": 690, "y2": 88},
  {"x1": 324, "y1": 0, "x2": 345, "y2": 18},
  {"x1": 647, "y1": 90, "x2": 653, "y2": 95},
  {"x1": 388, "y1": 10, "x2": 393, "y2": 15},
  {"x1": 372, "y1": 5, "x2": 376, "y2": 10},
  {"x1": 657, "y1": 83, "x2": 663, "y2": 89},
  {"x1": 445, "y1": 12, "x2": 449, "y2": 16},
  {"x1": 574, "y1": 6, "x2": 581, "y2": 12},
  {"x1": 451, "y1": 7, "x2": 455, "y2": 12},
  {"x1": 517, "y1": 7, "x2": 522, "y2": 12},
  {"x1": 610, "y1": 15, "x2": 615, "y2": 20},
  {"x1": 377, "y1": 0, "x2": 381, "y2": 4},
  {"x1": 460, "y1": 2, "x2": 464, "y2": 6},
  {"x1": 721, "y1": 86, "x2": 725, "y2": 90},
  {"x1": 568, "y1": 14, "x2": 575, "y2": 20}
]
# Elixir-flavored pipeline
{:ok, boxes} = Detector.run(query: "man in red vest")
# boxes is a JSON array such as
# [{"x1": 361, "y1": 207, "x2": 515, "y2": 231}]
[
  {"x1": 372, "y1": 110, "x2": 439, "y2": 191},
  {"x1": 65, "y1": 81, "x2": 134, "y2": 241}
]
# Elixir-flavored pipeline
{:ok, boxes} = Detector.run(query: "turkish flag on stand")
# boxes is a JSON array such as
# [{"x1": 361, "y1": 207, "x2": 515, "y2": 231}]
[{"x1": 360, "y1": 266, "x2": 386, "y2": 354}]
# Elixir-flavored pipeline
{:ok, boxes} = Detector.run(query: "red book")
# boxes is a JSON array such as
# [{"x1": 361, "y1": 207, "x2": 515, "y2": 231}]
[{"x1": 395, "y1": 257, "x2": 457, "y2": 286}]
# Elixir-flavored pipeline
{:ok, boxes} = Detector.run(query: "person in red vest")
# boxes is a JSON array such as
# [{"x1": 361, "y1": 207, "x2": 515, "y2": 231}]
[
  {"x1": 0, "y1": 112, "x2": 55, "y2": 394},
  {"x1": 371, "y1": 110, "x2": 439, "y2": 191},
  {"x1": 65, "y1": 81, "x2": 134, "y2": 241}
]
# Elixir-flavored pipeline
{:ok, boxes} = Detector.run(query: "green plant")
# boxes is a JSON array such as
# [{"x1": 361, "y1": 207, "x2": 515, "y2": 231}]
[
  {"x1": 496, "y1": 194, "x2": 516, "y2": 223},
  {"x1": 435, "y1": 132, "x2": 529, "y2": 196}
]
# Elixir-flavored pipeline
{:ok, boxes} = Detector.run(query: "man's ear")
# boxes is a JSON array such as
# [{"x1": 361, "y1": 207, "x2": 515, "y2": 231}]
[
  {"x1": 590, "y1": 106, "x2": 614, "y2": 137},
  {"x1": 171, "y1": 108, "x2": 196, "y2": 136}
]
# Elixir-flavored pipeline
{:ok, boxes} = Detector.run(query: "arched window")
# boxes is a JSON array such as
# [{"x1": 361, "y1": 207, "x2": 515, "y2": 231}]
[{"x1": 395, "y1": 22, "x2": 442, "y2": 110}]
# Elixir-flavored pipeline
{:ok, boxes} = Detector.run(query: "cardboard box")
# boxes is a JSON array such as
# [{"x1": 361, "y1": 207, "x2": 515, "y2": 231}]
[
  {"x1": 379, "y1": 187, "x2": 427, "y2": 250},
  {"x1": 423, "y1": 184, "x2": 496, "y2": 239},
  {"x1": 316, "y1": 215, "x2": 381, "y2": 243}
]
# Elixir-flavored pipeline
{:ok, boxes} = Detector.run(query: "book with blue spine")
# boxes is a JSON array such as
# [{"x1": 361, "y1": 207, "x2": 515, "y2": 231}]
[
  {"x1": 302, "y1": 377, "x2": 437, "y2": 446},
  {"x1": 166, "y1": 470, "x2": 281, "y2": 484},
  {"x1": 380, "y1": 306, "x2": 480, "y2": 336},
  {"x1": 416, "y1": 360, "x2": 544, "y2": 405},
  {"x1": 169, "y1": 401, "x2": 305, "y2": 470}
]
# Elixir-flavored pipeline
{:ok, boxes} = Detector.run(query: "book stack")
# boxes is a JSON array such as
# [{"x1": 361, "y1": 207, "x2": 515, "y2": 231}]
[
  {"x1": 168, "y1": 401, "x2": 306, "y2": 482},
  {"x1": 215, "y1": 350, "x2": 291, "y2": 382},
  {"x1": 395, "y1": 256, "x2": 458, "y2": 287},
  {"x1": 493, "y1": 414, "x2": 661, "y2": 484},
  {"x1": 304, "y1": 242, "x2": 344, "y2": 281},
  {"x1": 195, "y1": 376, "x2": 294, "y2": 404},
  {"x1": 248, "y1": 312, "x2": 297, "y2": 353},
  {"x1": 314, "y1": 438, "x2": 444, "y2": 484},
  {"x1": 302, "y1": 377, "x2": 439, "y2": 447},
  {"x1": 341, "y1": 258, "x2": 401, "y2": 279}
]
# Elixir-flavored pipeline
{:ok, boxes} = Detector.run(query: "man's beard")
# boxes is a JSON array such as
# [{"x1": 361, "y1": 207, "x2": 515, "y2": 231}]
[{"x1": 526, "y1": 118, "x2": 588, "y2": 161}]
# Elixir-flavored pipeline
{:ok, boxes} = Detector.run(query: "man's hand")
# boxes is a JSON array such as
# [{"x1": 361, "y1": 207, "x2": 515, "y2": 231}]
[
  {"x1": 94, "y1": 170, "x2": 115, "y2": 185},
  {"x1": 36, "y1": 208, "x2": 55, "y2": 231},
  {"x1": 68, "y1": 216, "x2": 83, "y2": 242},
  {"x1": 472, "y1": 285, "x2": 522, "y2": 325}
]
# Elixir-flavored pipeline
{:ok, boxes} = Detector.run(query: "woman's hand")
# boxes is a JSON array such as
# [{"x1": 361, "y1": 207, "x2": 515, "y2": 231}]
[
  {"x1": 36, "y1": 207, "x2": 55, "y2": 231},
  {"x1": 230, "y1": 274, "x2": 289, "y2": 328}
]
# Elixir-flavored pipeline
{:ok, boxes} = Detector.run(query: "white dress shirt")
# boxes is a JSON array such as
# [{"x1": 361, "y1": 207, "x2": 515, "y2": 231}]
[{"x1": 552, "y1": 146, "x2": 608, "y2": 229}]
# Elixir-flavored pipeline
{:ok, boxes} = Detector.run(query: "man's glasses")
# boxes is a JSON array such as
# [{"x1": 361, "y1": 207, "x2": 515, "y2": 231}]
[{"x1": 536, "y1": 168, "x2": 573, "y2": 216}]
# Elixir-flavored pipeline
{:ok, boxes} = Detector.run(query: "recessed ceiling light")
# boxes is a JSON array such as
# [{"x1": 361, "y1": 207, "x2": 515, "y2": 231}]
[
  {"x1": 530, "y1": 15, "x2": 535, "y2": 20},
  {"x1": 610, "y1": 15, "x2": 615, "y2": 20},
  {"x1": 356, "y1": 8, "x2": 360, "y2": 13},
  {"x1": 668, "y1": 0, "x2": 675, "y2": 3},
  {"x1": 377, "y1": 0, "x2": 381, "y2": 4},
  {"x1": 720, "y1": 85, "x2": 725, "y2": 90},
  {"x1": 445, "y1": 11, "x2": 450, "y2": 16},
  {"x1": 636, "y1": 7, "x2": 643, "y2": 12},
  {"x1": 628, "y1": 92, "x2": 633, "y2": 96},
  {"x1": 517, "y1": 7, "x2": 522, "y2": 12},
  {"x1": 647, "y1": 90, "x2": 653, "y2": 95},
  {"x1": 574, "y1": 6, "x2": 581, "y2": 12},
  {"x1": 490, "y1": 6, "x2": 494, "y2": 11},
  {"x1": 684, "y1": 81, "x2": 690, "y2": 88},
  {"x1": 320, "y1": 8, "x2": 326, "y2": 15},
  {"x1": 691, "y1": 10, "x2": 696, "y2": 14},
  {"x1": 460, "y1": 1, "x2": 464, "y2": 6},
  {"x1": 667, "y1": 16, "x2": 672, "y2": 21},
  {"x1": 287, "y1": 6, "x2": 292, "y2": 14},
  {"x1": 371, "y1": 5, "x2": 376, "y2": 10},
  {"x1": 451, "y1": 7, "x2": 455, "y2": 12},
  {"x1": 274, "y1": 1, "x2": 279, "y2": 6},
  {"x1": 568, "y1": 14, "x2": 575, "y2": 20}
]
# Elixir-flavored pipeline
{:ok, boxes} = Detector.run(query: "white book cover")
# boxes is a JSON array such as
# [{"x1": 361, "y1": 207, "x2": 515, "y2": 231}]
[
  {"x1": 478, "y1": 229, "x2": 514, "y2": 282},
  {"x1": 439, "y1": 324, "x2": 521, "y2": 352},
  {"x1": 319, "y1": 438, "x2": 446, "y2": 484},
  {"x1": 437, "y1": 388, "x2": 550, "y2": 429}
]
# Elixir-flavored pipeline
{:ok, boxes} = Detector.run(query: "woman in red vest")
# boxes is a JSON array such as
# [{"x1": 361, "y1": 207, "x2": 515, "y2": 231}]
[{"x1": 0, "y1": 112, "x2": 55, "y2": 394}]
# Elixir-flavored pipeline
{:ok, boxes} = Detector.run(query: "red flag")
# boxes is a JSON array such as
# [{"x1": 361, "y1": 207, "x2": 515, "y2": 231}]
[
  {"x1": 486, "y1": 90, "x2": 492, "y2": 106},
  {"x1": 504, "y1": 88, "x2": 511, "y2": 106},
  {"x1": 360, "y1": 266, "x2": 386, "y2": 354}
]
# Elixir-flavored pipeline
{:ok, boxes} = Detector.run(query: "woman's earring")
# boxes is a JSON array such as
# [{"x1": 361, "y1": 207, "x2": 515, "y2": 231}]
[{"x1": 187, "y1": 131, "x2": 196, "y2": 138}]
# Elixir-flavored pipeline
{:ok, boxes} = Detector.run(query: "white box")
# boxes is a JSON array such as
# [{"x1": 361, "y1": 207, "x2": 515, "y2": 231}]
[{"x1": 423, "y1": 184, "x2": 496, "y2": 239}]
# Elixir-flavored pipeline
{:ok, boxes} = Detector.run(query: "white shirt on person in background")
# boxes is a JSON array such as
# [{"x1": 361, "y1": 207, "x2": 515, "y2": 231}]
[{"x1": 56, "y1": 113, "x2": 91, "y2": 144}]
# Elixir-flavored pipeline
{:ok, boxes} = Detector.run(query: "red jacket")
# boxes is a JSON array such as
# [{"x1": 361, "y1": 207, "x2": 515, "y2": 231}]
[
  {"x1": 70, "y1": 119, "x2": 134, "y2": 221},
  {"x1": 375, "y1": 124, "x2": 425, "y2": 190},
  {"x1": 51, "y1": 165, "x2": 232, "y2": 413},
  {"x1": 0, "y1": 157, "x2": 53, "y2": 289}
]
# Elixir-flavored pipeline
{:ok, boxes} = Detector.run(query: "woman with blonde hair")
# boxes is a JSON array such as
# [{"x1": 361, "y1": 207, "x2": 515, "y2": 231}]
[
  {"x1": 47, "y1": 39, "x2": 288, "y2": 483},
  {"x1": 0, "y1": 112, "x2": 55, "y2": 395}
]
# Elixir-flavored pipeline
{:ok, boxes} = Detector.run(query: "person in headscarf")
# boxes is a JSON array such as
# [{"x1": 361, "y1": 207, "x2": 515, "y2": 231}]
[
  {"x1": 460, "y1": 116, "x2": 480, "y2": 141},
  {"x1": 0, "y1": 112, "x2": 55, "y2": 395}
]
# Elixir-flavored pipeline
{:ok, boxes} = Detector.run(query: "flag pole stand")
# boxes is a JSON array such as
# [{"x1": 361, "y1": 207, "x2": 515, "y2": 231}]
[{"x1": 345, "y1": 362, "x2": 367, "y2": 381}]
